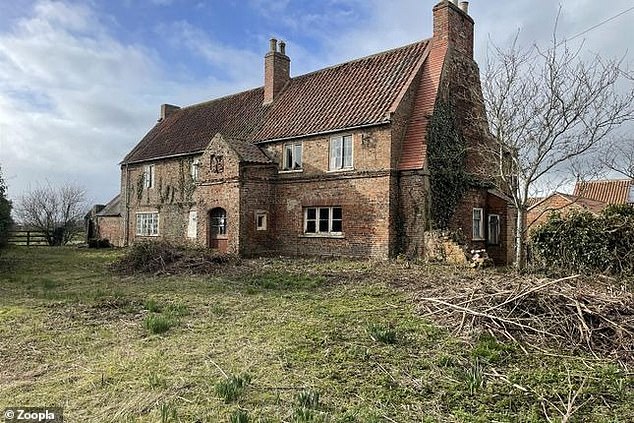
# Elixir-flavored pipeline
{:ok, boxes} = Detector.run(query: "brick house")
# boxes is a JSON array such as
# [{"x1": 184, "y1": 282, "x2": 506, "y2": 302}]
[
  {"x1": 527, "y1": 179, "x2": 634, "y2": 229},
  {"x1": 99, "y1": 0, "x2": 515, "y2": 264}
]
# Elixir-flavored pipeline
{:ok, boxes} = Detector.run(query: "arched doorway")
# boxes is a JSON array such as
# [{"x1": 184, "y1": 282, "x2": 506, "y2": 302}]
[{"x1": 208, "y1": 207, "x2": 228, "y2": 252}]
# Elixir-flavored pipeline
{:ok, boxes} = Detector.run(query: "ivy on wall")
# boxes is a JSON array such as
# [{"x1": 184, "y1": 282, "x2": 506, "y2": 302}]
[{"x1": 426, "y1": 101, "x2": 471, "y2": 229}]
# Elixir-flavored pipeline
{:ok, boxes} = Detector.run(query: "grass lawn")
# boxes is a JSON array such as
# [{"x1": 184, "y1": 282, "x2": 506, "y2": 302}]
[{"x1": 0, "y1": 247, "x2": 632, "y2": 422}]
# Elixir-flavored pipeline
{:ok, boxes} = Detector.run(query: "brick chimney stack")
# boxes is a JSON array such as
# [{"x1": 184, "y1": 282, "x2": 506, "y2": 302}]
[
  {"x1": 432, "y1": 0, "x2": 474, "y2": 58},
  {"x1": 263, "y1": 38, "x2": 290, "y2": 105},
  {"x1": 160, "y1": 103, "x2": 180, "y2": 121}
]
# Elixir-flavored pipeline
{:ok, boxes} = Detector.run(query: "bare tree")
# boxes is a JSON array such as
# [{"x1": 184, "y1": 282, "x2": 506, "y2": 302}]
[
  {"x1": 481, "y1": 23, "x2": 634, "y2": 268},
  {"x1": 601, "y1": 137, "x2": 634, "y2": 179},
  {"x1": 15, "y1": 182, "x2": 87, "y2": 246}
]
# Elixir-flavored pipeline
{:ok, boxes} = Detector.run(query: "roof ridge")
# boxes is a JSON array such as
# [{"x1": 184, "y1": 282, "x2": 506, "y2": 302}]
[
  {"x1": 180, "y1": 86, "x2": 265, "y2": 111},
  {"x1": 177, "y1": 39, "x2": 430, "y2": 113},
  {"x1": 577, "y1": 178, "x2": 633, "y2": 183},
  {"x1": 290, "y1": 39, "x2": 430, "y2": 82}
]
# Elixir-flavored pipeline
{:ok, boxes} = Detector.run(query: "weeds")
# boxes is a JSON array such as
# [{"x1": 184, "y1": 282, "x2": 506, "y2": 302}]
[
  {"x1": 144, "y1": 298, "x2": 162, "y2": 313},
  {"x1": 368, "y1": 323, "x2": 397, "y2": 344},
  {"x1": 229, "y1": 409, "x2": 250, "y2": 423},
  {"x1": 216, "y1": 373, "x2": 252, "y2": 403},
  {"x1": 159, "y1": 402, "x2": 178, "y2": 423},
  {"x1": 296, "y1": 389, "x2": 321, "y2": 409},
  {"x1": 144, "y1": 313, "x2": 175, "y2": 334},
  {"x1": 465, "y1": 358, "x2": 485, "y2": 395}
]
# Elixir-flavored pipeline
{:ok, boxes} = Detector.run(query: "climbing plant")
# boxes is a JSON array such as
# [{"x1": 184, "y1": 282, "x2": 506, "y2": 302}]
[{"x1": 426, "y1": 101, "x2": 471, "y2": 229}]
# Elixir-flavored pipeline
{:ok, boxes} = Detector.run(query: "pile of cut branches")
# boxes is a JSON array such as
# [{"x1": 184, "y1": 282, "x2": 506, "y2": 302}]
[
  {"x1": 111, "y1": 240, "x2": 239, "y2": 275},
  {"x1": 417, "y1": 274, "x2": 634, "y2": 363}
]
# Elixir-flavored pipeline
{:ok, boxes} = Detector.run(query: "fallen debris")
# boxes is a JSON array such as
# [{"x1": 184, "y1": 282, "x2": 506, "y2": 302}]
[{"x1": 417, "y1": 274, "x2": 634, "y2": 363}]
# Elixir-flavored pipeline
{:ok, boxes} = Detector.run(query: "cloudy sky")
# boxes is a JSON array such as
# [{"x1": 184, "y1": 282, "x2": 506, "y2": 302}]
[{"x1": 1, "y1": 0, "x2": 633, "y2": 205}]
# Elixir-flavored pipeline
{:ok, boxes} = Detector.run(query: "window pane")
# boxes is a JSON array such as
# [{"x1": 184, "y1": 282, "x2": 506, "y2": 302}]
[
  {"x1": 473, "y1": 209, "x2": 483, "y2": 239},
  {"x1": 331, "y1": 220, "x2": 342, "y2": 232},
  {"x1": 307, "y1": 208, "x2": 316, "y2": 219},
  {"x1": 306, "y1": 221, "x2": 316, "y2": 233},
  {"x1": 330, "y1": 138, "x2": 342, "y2": 170},
  {"x1": 284, "y1": 145, "x2": 292, "y2": 169},
  {"x1": 319, "y1": 208, "x2": 329, "y2": 219},
  {"x1": 294, "y1": 144, "x2": 302, "y2": 169},
  {"x1": 343, "y1": 135, "x2": 353, "y2": 167},
  {"x1": 332, "y1": 207, "x2": 342, "y2": 220},
  {"x1": 319, "y1": 218, "x2": 329, "y2": 232}
]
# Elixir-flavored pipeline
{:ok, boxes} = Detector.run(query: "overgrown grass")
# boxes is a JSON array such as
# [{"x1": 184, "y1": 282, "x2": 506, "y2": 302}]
[{"x1": 0, "y1": 247, "x2": 632, "y2": 422}]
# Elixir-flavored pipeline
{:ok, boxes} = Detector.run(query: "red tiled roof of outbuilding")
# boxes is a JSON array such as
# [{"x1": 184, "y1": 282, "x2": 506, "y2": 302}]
[{"x1": 573, "y1": 179, "x2": 634, "y2": 204}]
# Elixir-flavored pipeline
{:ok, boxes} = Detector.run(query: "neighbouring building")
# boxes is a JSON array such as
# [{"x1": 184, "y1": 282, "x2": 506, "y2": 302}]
[
  {"x1": 97, "y1": 0, "x2": 515, "y2": 264},
  {"x1": 527, "y1": 179, "x2": 634, "y2": 229}
]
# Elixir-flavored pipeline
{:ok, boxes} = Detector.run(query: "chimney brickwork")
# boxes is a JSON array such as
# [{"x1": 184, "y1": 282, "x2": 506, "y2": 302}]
[
  {"x1": 264, "y1": 38, "x2": 290, "y2": 105},
  {"x1": 432, "y1": 0, "x2": 474, "y2": 58},
  {"x1": 160, "y1": 104, "x2": 180, "y2": 121}
]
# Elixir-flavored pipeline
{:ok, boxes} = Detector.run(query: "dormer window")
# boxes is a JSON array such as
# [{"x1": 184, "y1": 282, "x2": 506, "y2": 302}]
[{"x1": 283, "y1": 142, "x2": 302, "y2": 171}]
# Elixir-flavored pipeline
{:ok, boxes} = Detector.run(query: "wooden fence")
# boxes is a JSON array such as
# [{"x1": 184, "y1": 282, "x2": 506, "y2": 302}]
[{"x1": 7, "y1": 230, "x2": 49, "y2": 246}]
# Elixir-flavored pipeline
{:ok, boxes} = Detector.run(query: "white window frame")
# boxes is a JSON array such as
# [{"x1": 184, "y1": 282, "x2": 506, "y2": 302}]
[
  {"x1": 255, "y1": 210, "x2": 268, "y2": 231},
  {"x1": 472, "y1": 208, "x2": 484, "y2": 240},
  {"x1": 187, "y1": 209, "x2": 198, "y2": 239},
  {"x1": 488, "y1": 214, "x2": 500, "y2": 245},
  {"x1": 190, "y1": 158, "x2": 201, "y2": 181},
  {"x1": 329, "y1": 135, "x2": 353, "y2": 171},
  {"x1": 282, "y1": 142, "x2": 303, "y2": 171},
  {"x1": 136, "y1": 212, "x2": 159, "y2": 237},
  {"x1": 303, "y1": 207, "x2": 343, "y2": 236},
  {"x1": 143, "y1": 164, "x2": 155, "y2": 188}
]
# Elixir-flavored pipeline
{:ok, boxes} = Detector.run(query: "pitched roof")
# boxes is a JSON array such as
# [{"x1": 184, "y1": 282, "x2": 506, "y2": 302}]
[
  {"x1": 122, "y1": 40, "x2": 431, "y2": 164},
  {"x1": 573, "y1": 179, "x2": 634, "y2": 204},
  {"x1": 229, "y1": 138, "x2": 272, "y2": 163},
  {"x1": 96, "y1": 194, "x2": 121, "y2": 217},
  {"x1": 529, "y1": 192, "x2": 607, "y2": 214}
]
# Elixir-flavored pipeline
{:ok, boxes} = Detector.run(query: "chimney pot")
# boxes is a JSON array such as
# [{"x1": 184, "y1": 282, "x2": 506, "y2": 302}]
[
  {"x1": 459, "y1": 1, "x2": 469, "y2": 13},
  {"x1": 263, "y1": 39, "x2": 290, "y2": 105},
  {"x1": 269, "y1": 38, "x2": 277, "y2": 52}
]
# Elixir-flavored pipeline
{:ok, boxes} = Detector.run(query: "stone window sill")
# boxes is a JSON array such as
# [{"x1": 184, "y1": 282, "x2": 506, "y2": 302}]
[{"x1": 299, "y1": 233, "x2": 345, "y2": 239}]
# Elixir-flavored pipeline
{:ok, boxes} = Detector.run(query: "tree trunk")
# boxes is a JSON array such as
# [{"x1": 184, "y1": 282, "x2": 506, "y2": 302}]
[{"x1": 514, "y1": 207, "x2": 525, "y2": 270}]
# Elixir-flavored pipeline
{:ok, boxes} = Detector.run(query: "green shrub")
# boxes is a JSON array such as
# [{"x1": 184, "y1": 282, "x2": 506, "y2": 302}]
[
  {"x1": 215, "y1": 373, "x2": 252, "y2": 403},
  {"x1": 0, "y1": 165, "x2": 12, "y2": 250},
  {"x1": 530, "y1": 205, "x2": 634, "y2": 275}
]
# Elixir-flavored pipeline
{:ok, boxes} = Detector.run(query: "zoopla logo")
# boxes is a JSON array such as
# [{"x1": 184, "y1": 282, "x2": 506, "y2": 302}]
[{"x1": 4, "y1": 408, "x2": 63, "y2": 422}]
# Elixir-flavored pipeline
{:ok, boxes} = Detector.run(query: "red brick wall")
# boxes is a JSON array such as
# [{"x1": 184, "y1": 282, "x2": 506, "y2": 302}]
[{"x1": 97, "y1": 216, "x2": 123, "y2": 246}]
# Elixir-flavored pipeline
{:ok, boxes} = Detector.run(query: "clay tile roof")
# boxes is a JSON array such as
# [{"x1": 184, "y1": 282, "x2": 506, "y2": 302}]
[
  {"x1": 573, "y1": 179, "x2": 634, "y2": 204},
  {"x1": 123, "y1": 88, "x2": 268, "y2": 164},
  {"x1": 253, "y1": 40, "x2": 430, "y2": 141},
  {"x1": 229, "y1": 138, "x2": 272, "y2": 163},
  {"x1": 96, "y1": 194, "x2": 121, "y2": 216},
  {"x1": 526, "y1": 197, "x2": 544, "y2": 207},
  {"x1": 122, "y1": 40, "x2": 430, "y2": 164},
  {"x1": 528, "y1": 192, "x2": 607, "y2": 214}
]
